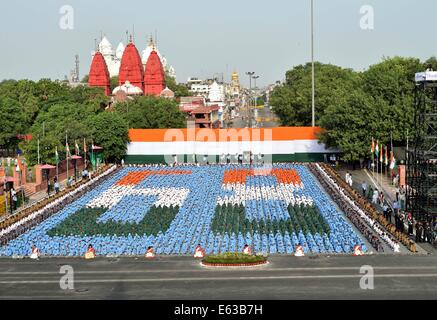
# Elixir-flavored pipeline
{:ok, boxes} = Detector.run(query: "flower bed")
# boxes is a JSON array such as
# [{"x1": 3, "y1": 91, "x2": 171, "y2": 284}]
[{"x1": 202, "y1": 252, "x2": 268, "y2": 267}]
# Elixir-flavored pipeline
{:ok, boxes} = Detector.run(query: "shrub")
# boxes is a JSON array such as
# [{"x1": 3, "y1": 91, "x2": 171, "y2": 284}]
[{"x1": 202, "y1": 252, "x2": 267, "y2": 265}]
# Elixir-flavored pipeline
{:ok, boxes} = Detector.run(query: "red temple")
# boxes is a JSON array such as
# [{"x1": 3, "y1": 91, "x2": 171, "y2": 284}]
[
  {"x1": 119, "y1": 41, "x2": 144, "y2": 91},
  {"x1": 143, "y1": 50, "x2": 165, "y2": 96},
  {"x1": 88, "y1": 51, "x2": 110, "y2": 95}
]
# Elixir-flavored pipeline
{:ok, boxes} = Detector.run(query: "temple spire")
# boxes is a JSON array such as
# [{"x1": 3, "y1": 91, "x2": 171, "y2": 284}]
[{"x1": 88, "y1": 51, "x2": 110, "y2": 96}]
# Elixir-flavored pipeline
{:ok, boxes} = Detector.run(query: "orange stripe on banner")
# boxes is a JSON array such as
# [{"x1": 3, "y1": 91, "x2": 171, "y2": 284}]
[
  {"x1": 222, "y1": 168, "x2": 301, "y2": 185},
  {"x1": 116, "y1": 170, "x2": 192, "y2": 185},
  {"x1": 128, "y1": 127, "x2": 323, "y2": 142}
]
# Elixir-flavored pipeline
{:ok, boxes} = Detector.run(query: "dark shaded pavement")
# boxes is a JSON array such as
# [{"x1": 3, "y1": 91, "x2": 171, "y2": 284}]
[{"x1": 1, "y1": 254, "x2": 436, "y2": 299}]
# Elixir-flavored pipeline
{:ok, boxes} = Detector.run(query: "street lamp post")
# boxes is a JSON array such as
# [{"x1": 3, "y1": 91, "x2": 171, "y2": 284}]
[
  {"x1": 311, "y1": 0, "x2": 315, "y2": 127},
  {"x1": 246, "y1": 72, "x2": 255, "y2": 128},
  {"x1": 252, "y1": 75, "x2": 260, "y2": 127},
  {"x1": 15, "y1": 161, "x2": 23, "y2": 209}
]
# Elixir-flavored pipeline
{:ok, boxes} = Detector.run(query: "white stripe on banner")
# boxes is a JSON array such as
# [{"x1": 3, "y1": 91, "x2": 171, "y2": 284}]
[{"x1": 126, "y1": 140, "x2": 338, "y2": 155}]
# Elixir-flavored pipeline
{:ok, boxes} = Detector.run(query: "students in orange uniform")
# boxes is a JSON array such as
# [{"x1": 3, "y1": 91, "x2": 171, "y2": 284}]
[
  {"x1": 294, "y1": 243, "x2": 304, "y2": 257},
  {"x1": 85, "y1": 244, "x2": 96, "y2": 259}
]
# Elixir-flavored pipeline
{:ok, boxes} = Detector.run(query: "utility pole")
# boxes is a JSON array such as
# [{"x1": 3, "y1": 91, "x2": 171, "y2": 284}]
[
  {"x1": 252, "y1": 75, "x2": 260, "y2": 127},
  {"x1": 37, "y1": 138, "x2": 40, "y2": 165},
  {"x1": 311, "y1": 0, "x2": 315, "y2": 127},
  {"x1": 246, "y1": 72, "x2": 255, "y2": 128}
]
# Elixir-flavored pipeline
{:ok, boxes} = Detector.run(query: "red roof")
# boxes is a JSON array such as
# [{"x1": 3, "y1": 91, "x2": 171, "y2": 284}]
[
  {"x1": 191, "y1": 105, "x2": 220, "y2": 114},
  {"x1": 16, "y1": 134, "x2": 33, "y2": 141},
  {"x1": 144, "y1": 50, "x2": 165, "y2": 96},
  {"x1": 195, "y1": 118, "x2": 212, "y2": 124},
  {"x1": 119, "y1": 42, "x2": 144, "y2": 91},
  {"x1": 179, "y1": 104, "x2": 202, "y2": 113},
  {"x1": 179, "y1": 96, "x2": 205, "y2": 104},
  {"x1": 88, "y1": 51, "x2": 111, "y2": 96},
  {"x1": 40, "y1": 164, "x2": 56, "y2": 170}
]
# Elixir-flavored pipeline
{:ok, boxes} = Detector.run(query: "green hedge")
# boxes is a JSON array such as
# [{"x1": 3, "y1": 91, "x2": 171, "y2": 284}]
[
  {"x1": 211, "y1": 203, "x2": 331, "y2": 235},
  {"x1": 203, "y1": 252, "x2": 267, "y2": 264},
  {"x1": 47, "y1": 205, "x2": 179, "y2": 237}
]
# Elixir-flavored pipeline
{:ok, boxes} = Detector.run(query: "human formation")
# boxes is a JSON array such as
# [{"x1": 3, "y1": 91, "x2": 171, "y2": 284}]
[{"x1": 1, "y1": 163, "x2": 368, "y2": 257}]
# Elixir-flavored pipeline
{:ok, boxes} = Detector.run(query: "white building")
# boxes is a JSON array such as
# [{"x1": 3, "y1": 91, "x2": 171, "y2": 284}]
[
  {"x1": 208, "y1": 81, "x2": 225, "y2": 102},
  {"x1": 141, "y1": 36, "x2": 176, "y2": 79},
  {"x1": 91, "y1": 36, "x2": 123, "y2": 77},
  {"x1": 190, "y1": 84, "x2": 210, "y2": 95},
  {"x1": 91, "y1": 35, "x2": 176, "y2": 79}
]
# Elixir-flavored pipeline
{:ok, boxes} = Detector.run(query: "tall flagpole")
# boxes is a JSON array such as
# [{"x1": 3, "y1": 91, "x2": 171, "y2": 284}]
[
  {"x1": 378, "y1": 148, "x2": 382, "y2": 191},
  {"x1": 66, "y1": 133, "x2": 68, "y2": 184},
  {"x1": 311, "y1": 0, "x2": 315, "y2": 127},
  {"x1": 375, "y1": 140, "x2": 378, "y2": 188},
  {"x1": 55, "y1": 146, "x2": 59, "y2": 182},
  {"x1": 84, "y1": 138, "x2": 87, "y2": 170},
  {"x1": 372, "y1": 138, "x2": 375, "y2": 179},
  {"x1": 390, "y1": 132, "x2": 393, "y2": 182},
  {"x1": 91, "y1": 140, "x2": 94, "y2": 172},
  {"x1": 37, "y1": 138, "x2": 40, "y2": 165}
]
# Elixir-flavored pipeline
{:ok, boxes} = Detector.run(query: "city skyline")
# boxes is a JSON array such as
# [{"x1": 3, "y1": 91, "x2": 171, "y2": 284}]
[{"x1": 1, "y1": 0, "x2": 436, "y2": 86}]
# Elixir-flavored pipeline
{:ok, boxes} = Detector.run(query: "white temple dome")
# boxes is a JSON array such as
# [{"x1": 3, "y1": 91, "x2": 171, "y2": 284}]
[
  {"x1": 115, "y1": 42, "x2": 125, "y2": 59},
  {"x1": 112, "y1": 81, "x2": 143, "y2": 95},
  {"x1": 99, "y1": 36, "x2": 114, "y2": 56},
  {"x1": 160, "y1": 86, "x2": 175, "y2": 99}
]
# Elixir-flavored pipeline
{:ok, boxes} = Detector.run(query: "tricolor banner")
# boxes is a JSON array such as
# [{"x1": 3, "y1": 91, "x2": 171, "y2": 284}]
[{"x1": 126, "y1": 127, "x2": 339, "y2": 164}]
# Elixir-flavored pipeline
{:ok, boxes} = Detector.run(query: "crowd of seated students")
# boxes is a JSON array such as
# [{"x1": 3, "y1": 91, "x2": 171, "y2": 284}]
[
  {"x1": 309, "y1": 164, "x2": 384, "y2": 252},
  {"x1": 1, "y1": 162, "x2": 368, "y2": 256},
  {"x1": 0, "y1": 165, "x2": 119, "y2": 246},
  {"x1": 309, "y1": 163, "x2": 413, "y2": 252},
  {"x1": 320, "y1": 163, "x2": 415, "y2": 252}
]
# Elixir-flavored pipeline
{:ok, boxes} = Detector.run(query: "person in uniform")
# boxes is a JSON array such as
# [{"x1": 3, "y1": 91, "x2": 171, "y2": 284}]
[
  {"x1": 243, "y1": 244, "x2": 252, "y2": 255},
  {"x1": 85, "y1": 244, "x2": 96, "y2": 259},
  {"x1": 353, "y1": 244, "x2": 363, "y2": 256},
  {"x1": 194, "y1": 244, "x2": 205, "y2": 259},
  {"x1": 30, "y1": 244, "x2": 41, "y2": 260},
  {"x1": 145, "y1": 246, "x2": 156, "y2": 259},
  {"x1": 294, "y1": 243, "x2": 305, "y2": 257}
]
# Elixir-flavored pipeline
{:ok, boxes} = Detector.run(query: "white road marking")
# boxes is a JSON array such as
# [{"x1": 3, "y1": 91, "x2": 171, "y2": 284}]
[
  {"x1": 1, "y1": 265, "x2": 437, "y2": 275},
  {"x1": 2, "y1": 273, "x2": 437, "y2": 284}
]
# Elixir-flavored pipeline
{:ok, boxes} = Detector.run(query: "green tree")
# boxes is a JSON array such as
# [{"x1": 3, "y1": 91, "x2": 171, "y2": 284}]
[
  {"x1": 110, "y1": 76, "x2": 119, "y2": 91},
  {"x1": 21, "y1": 102, "x2": 99, "y2": 166},
  {"x1": 319, "y1": 57, "x2": 423, "y2": 161},
  {"x1": 85, "y1": 112, "x2": 130, "y2": 162},
  {"x1": 361, "y1": 56, "x2": 422, "y2": 144},
  {"x1": 165, "y1": 74, "x2": 189, "y2": 97},
  {"x1": 115, "y1": 96, "x2": 186, "y2": 129},
  {"x1": 0, "y1": 96, "x2": 25, "y2": 148},
  {"x1": 319, "y1": 90, "x2": 388, "y2": 162},
  {"x1": 270, "y1": 62, "x2": 361, "y2": 126}
]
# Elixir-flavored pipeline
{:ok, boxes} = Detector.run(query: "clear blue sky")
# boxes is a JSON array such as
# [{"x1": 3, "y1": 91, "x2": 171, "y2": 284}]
[{"x1": 0, "y1": 0, "x2": 435, "y2": 86}]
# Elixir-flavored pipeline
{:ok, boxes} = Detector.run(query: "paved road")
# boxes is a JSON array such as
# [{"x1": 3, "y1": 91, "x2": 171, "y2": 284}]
[
  {"x1": 227, "y1": 105, "x2": 279, "y2": 129},
  {"x1": 1, "y1": 254, "x2": 436, "y2": 299}
]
